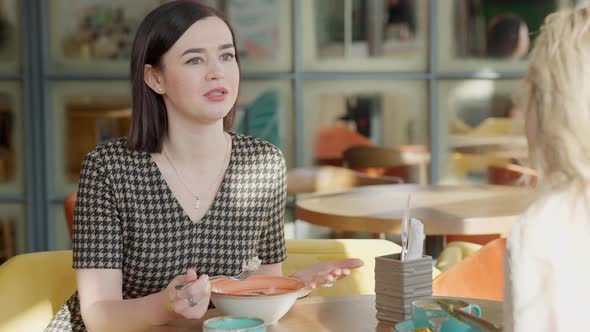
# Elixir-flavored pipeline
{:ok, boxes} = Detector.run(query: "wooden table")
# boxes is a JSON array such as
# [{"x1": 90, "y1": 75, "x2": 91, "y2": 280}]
[
  {"x1": 451, "y1": 134, "x2": 528, "y2": 160},
  {"x1": 296, "y1": 184, "x2": 532, "y2": 236},
  {"x1": 450, "y1": 134, "x2": 526, "y2": 149},
  {"x1": 150, "y1": 295, "x2": 502, "y2": 331}
]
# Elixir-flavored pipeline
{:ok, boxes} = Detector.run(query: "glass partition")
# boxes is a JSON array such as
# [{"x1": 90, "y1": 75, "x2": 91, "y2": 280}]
[
  {"x1": 0, "y1": 0, "x2": 20, "y2": 73},
  {"x1": 0, "y1": 83, "x2": 22, "y2": 195},
  {"x1": 0, "y1": 204, "x2": 25, "y2": 262},
  {"x1": 223, "y1": 0, "x2": 293, "y2": 72},
  {"x1": 51, "y1": 81, "x2": 131, "y2": 195},
  {"x1": 302, "y1": 0, "x2": 428, "y2": 71},
  {"x1": 302, "y1": 79, "x2": 428, "y2": 166},
  {"x1": 438, "y1": 0, "x2": 575, "y2": 71},
  {"x1": 438, "y1": 79, "x2": 526, "y2": 184},
  {"x1": 235, "y1": 80, "x2": 294, "y2": 167}
]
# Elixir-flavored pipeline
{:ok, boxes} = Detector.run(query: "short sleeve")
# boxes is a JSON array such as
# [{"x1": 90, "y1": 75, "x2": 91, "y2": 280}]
[
  {"x1": 257, "y1": 150, "x2": 287, "y2": 264},
  {"x1": 72, "y1": 151, "x2": 122, "y2": 269}
]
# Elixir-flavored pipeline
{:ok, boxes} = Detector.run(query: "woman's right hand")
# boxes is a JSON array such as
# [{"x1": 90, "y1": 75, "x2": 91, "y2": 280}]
[{"x1": 163, "y1": 269, "x2": 211, "y2": 319}]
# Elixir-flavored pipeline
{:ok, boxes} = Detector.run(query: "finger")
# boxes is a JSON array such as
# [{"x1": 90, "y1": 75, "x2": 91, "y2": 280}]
[
  {"x1": 323, "y1": 274, "x2": 336, "y2": 282},
  {"x1": 313, "y1": 273, "x2": 334, "y2": 287},
  {"x1": 169, "y1": 274, "x2": 189, "y2": 301},
  {"x1": 336, "y1": 258, "x2": 364, "y2": 269},
  {"x1": 180, "y1": 295, "x2": 210, "y2": 319},
  {"x1": 329, "y1": 268, "x2": 343, "y2": 277},
  {"x1": 185, "y1": 269, "x2": 198, "y2": 283},
  {"x1": 185, "y1": 274, "x2": 210, "y2": 300},
  {"x1": 173, "y1": 275, "x2": 210, "y2": 314}
]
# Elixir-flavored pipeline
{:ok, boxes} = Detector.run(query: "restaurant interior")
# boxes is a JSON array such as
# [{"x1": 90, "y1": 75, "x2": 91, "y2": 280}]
[{"x1": 0, "y1": 0, "x2": 584, "y2": 331}]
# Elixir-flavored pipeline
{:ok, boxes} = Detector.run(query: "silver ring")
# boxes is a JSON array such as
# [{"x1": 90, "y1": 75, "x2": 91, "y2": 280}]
[{"x1": 187, "y1": 297, "x2": 199, "y2": 307}]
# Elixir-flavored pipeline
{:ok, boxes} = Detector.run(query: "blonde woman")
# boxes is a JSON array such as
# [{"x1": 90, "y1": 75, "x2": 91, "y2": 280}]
[{"x1": 504, "y1": 5, "x2": 590, "y2": 331}]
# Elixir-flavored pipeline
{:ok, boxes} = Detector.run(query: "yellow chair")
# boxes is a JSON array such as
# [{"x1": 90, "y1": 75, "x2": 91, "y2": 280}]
[
  {"x1": 283, "y1": 239, "x2": 440, "y2": 296},
  {"x1": 435, "y1": 241, "x2": 482, "y2": 272},
  {"x1": 0, "y1": 250, "x2": 76, "y2": 332},
  {"x1": 283, "y1": 239, "x2": 401, "y2": 296}
]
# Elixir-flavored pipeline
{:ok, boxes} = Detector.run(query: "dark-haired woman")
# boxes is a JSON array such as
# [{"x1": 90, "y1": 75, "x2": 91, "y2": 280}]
[
  {"x1": 486, "y1": 13, "x2": 530, "y2": 59},
  {"x1": 46, "y1": 2, "x2": 362, "y2": 331}
]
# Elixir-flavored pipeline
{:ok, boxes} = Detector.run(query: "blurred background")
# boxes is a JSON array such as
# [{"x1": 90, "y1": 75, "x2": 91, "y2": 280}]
[{"x1": 0, "y1": 0, "x2": 579, "y2": 260}]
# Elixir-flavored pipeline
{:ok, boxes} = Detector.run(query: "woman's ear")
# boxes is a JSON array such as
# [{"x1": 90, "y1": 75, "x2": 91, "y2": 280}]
[{"x1": 144, "y1": 64, "x2": 165, "y2": 94}]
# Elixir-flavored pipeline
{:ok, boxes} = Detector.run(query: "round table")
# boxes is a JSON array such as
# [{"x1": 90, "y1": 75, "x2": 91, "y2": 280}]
[
  {"x1": 150, "y1": 295, "x2": 502, "y2": 331},
  {"x1": 451, "y1": 134, "x2": 529, "y2": 160},
  {"x1": 296, "y1": 184, "x2": 532, "y2": 235}
]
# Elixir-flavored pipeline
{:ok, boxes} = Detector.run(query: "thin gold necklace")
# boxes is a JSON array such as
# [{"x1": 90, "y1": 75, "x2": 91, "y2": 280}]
[{"x1": 162, "y1": 134, "x2": 230, "y2": 210}]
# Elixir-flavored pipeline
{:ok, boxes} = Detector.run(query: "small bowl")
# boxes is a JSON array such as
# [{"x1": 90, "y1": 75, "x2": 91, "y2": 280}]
[
  {"x1": 202, "y1": 316, "x2": 266, "y2": 331},
  {"x1": 210, "y1": 275, "x2": 305, "y2": 325},
  {"x1": 411, "y1": 298, "x2": 482, "y2": 332}
]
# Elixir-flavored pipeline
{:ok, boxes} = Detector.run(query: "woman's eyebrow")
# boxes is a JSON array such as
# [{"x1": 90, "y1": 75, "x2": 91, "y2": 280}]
[{"x1": 180, "y1": 43, "x2": 235, "y2": 57}]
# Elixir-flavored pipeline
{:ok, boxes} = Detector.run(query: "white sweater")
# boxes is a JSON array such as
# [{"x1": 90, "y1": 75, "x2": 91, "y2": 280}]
[{"x1": 504, "y1": 188, "x2": 590, "y2": 331}]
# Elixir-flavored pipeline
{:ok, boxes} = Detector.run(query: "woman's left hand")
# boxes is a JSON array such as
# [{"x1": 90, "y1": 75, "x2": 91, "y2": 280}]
[{"x1": 290, "y1": 258, "x2": 364, "y2": 289}]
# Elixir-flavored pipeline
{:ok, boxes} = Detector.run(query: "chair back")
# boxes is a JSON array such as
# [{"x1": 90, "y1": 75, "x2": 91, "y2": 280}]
[
  {"x1": 284, "y1": 239, "x2": 394, "y2": 296},
  {"x1": 64, "y1": 193, "x2": 77, "y2": 238},
  {"x1": 433, "y1": 238, "x2": 506, "y2": 301},
  {"x1": 287, "y1": 166, "x2": 402, "y2": 195},
  {"x1": 0, "y1": 250, "x2": 76, "y2": 332},
  {"x1": 342, "y1": 145, "x2": 430, "y2": 184}
]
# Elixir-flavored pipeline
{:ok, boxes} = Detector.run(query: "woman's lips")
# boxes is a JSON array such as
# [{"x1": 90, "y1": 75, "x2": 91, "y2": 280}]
[{"x1": 203, "y1": 87, "x2": 228, "y2": 102}]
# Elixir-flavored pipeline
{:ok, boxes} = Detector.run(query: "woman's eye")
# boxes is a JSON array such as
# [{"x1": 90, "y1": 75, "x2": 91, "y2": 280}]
[
  {"x1": 221, "y1": 53, "x2": 235, "y2": 61},
  {"x1": 187, "y1": 57, "x2": 203, "y2": 65}
]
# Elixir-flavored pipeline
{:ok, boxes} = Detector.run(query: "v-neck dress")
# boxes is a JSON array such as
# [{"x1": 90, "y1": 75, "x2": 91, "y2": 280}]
[{"x1": 45, "y1": 133, "x2": 287, "y2": 332}]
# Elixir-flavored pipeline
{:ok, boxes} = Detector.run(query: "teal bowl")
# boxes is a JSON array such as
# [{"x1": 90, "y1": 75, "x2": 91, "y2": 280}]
[
  {"x1": 202, "y1": 316, "x2": 266, "y2": 332},
  {"x1": 395, "y1": 319, "x2": 482, "y2": 332},
  {"x1": 394, "y1": 319, "x2": 419, "y2": 332},
  {"x1": 411, "y1": 299, "x2": 482, "y2": 332}
]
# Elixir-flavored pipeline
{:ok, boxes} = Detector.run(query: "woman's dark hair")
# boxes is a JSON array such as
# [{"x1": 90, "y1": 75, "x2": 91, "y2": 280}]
[
  {"x1": 127, "y1": 0, "x2": 240, "y2": 152},
  {"x1": 486, "y1": 13, "x2": 525, "y2": 58}
]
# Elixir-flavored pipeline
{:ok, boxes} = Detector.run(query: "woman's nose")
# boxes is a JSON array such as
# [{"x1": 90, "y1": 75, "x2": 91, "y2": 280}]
[{"x1": 206, "y1": 61, "x2": 224, "y2": 80}]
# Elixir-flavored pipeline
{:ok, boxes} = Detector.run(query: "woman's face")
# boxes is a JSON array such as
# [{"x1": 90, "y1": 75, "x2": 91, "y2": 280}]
[{"x1": 155, "y1": 16, "x2": 239, "y2": 125}]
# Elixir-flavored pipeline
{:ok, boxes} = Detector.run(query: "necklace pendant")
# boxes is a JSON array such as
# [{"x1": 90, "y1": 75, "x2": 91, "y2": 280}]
[{"x1": 194, "y1": 197, "x2": 201, "y2": 210}]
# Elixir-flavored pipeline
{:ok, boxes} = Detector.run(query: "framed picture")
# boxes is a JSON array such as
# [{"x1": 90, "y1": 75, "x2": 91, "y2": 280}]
[{"x1": 48, "y1": 0, "x2": 162, "y2": 73}]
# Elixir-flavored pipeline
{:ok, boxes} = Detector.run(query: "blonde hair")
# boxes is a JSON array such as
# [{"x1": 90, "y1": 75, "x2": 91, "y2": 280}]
[{"x1": 520, "y1": 5, "x2": 590, "y2": 190}]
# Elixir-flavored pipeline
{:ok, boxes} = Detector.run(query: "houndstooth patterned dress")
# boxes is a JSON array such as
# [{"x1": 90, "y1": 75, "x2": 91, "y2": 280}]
[{"x1": 45, "y1": 133, "x2": 287, "y2": 332}]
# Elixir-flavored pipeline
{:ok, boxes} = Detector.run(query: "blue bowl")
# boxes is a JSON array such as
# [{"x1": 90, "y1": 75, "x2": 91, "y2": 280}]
[
  {"x1": 394, "y1": 319, "x2": 419, "y2": 332},
  {"x1": 395, "y1": 319, "x2": 482, "y2": 332},
  {"x1": 202, "y1": 316, "x2": 266, "y2": 332}
]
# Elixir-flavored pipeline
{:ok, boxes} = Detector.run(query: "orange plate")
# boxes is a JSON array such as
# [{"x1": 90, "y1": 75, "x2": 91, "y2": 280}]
[{"x1": 211, "y1": 275, "x2": 305, "y2": 297}]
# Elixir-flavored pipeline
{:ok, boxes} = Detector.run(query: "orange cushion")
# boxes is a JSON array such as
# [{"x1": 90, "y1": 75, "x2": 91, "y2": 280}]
[
  {"x1": 433, "y1": 238, "x2": 506, "y2": 301},
  {"x1": 446, "y1": 234, "x2": 502, "y2": 246}
]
